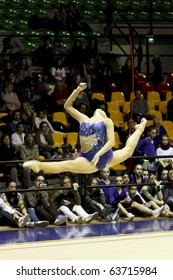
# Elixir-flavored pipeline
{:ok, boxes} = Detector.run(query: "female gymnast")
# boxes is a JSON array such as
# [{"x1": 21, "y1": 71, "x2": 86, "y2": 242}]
[{"x1": 23, "y1": 83, "x2": 147, "y2": 174}]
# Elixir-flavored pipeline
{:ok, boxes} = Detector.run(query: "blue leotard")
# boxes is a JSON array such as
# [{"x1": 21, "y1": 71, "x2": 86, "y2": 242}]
[{"x1": 79, "y1": 121, "x2": 113, "y2": 170}]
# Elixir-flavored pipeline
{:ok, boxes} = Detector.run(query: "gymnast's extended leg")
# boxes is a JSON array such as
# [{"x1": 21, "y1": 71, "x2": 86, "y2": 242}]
[
  {"x1": 108, "y1": 118, "x2": 147, "y2": 167},
  {"x1": 23, "y1": 157, "x2": 98, "y2": 174}
]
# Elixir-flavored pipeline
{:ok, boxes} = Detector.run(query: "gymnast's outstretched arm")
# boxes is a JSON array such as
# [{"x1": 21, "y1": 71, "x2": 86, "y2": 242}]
[{"x1": 64, "y1": 82, "x2": 88, "y2": 123}]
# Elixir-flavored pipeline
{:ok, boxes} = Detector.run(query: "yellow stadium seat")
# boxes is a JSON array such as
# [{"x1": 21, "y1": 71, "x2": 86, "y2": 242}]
[
  {"x1": 122, "y1": 101, "x2": 131, "y2": 116},
  {"x1": 149, "y1": 110, "x2": 163, "y2": 121},
  {"x1": 162, "y1": 120, "x2": 173, "y2": 134},
  {"x1": 147, "y1": 91, "x2": 161, "y2": 106},
  {"x1": 114, "y1": 131, "x2": 123, "y2": 149},
  {"x1": 52, "y1": 112, "x2": 69, "y2": 128},
  {"x1": 111, "y1": 92, "x2": 125, "y2": 107},
  {"x1": 52, "y1": 133, "x2": 64, "y2": 147},
  {"x1": 110, "y1": 163, "x2": 127, "y2": 171},
  {"x1": 107, "y1": 101, "x2": 120, "y2": 113},
  {"x1": 92, "y1": 92, "x2": 105, "y2": 101},
  {"x1": 147, "y1": 100, "x2": 155, "y2": 110},
  {"x1": 159, "y1": 101, "x2": 168, "y2": 118},
  {"x1": 110, "y1": 111, "x2": 124, "y2": 127},
  {"x1": 166, "y1": 91, "x2": 172, "y2": 101},
  {"x1": 67, "y1": 132, "x2": 78, "y2": 150}
]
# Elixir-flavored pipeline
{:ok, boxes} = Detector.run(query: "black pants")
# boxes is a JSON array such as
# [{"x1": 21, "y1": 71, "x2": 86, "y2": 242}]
[
  {"x1": 34, "y1": 205, "x2": 60, "y2": 223},
  {"x1": 0, "y1": 209, "x2": 18, "y2": 227}
]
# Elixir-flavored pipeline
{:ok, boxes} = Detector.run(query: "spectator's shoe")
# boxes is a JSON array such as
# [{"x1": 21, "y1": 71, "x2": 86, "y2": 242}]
[
  {"x1": 54, "y1": 214, "x2": 67, "y2": 226},
  {"x1": 18, "y1": 214, "x2": 30, "y2": 228},
  {"x1": 153, "y1": 206, "x2": 165, "y2": 218},
  {"x1": 85, "y1": 212, "x2": 98, "y2": 223},
  {"x1": 74, "y1": 216, "x2": 83, "y2": 224},
  {"x1": 104, "y1": 215, "x2": 112, "y2": 222},
  {"x1": 34, "y1": 221, "x2": 49, "y2": 227},
  {"x1": 111, "y1": 208, "x2": 121, "y2": 221},
  {"x1": 127, "y1": 213, "x2": 135, "y2": 220}
]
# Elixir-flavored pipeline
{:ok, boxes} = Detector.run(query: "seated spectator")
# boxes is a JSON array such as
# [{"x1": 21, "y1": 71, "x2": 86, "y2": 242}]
[
  {"x1": 2, "y1": 60, "x2": 15, "y2": 81},
  {"x1": 127, "y1": 185, "x2": 165, "y2": 218},
  {"x1": 0, "y1": 134, "x2": 32, "y2": 189},
  {"x1": 162, "y1": 169, "x2": 173, "y2": 211},
  {"x1": 52, "y1": 4, "x2": 69, "y2": 34},
  {"x1": 86, "y1": 176, "x2": 112, "y2": 221},
  {"x1": 34, "y1": 109, "x2": 64, "y2": 134},
  {"x1": 131, "y1": 89, "x2": 155, "y2": 123},
  {"x1": 32, "y1": 36, "x2": 54, "y2": 69},
  {"x1": 11, "y1": 122, "x2": 25, "y2": 151},
  {"x1": 67, "y1": 2, "x2": 82, "y2": 32},
  {"x1": 25, "y1": 174, "x2": 67, "y2": 225},
  {"x1": 20, "y1": 132, "x2": 40, "y2": 161},
  {"x1": 51, "y1": 175, "x2": 98, "y2": 223},
  {"x1": 130, "y1": 163, "x2": 147, "y2": 192},
  {"x1": 52, "y1": 39, "x2": 63, "y2": 61},
  {"x1": 85, "y1": 38, "x2": 98, "y2": 63},
  {"x1": 20, "y1": 101, "x2": 34, "y2": 132},
  {"x1": 16, "y1": 57, "x2": 32, "y2": 84},
  {"x1": 0, "y1": 197, "x2": 29, "y2": 228},
  {"x1": 153, "y1": 118, "x2": 167, "y2": 148},
  {"x1": 1, "y1": 180, "x2": 49, "y2": 228},
  {"x1": 50, "y1": 58, "x2": 66, "y2": 82},
  {"x1": 156, "y1": 134, "x2": 173, "y2": 171},
  {"x1": 51, "y1": 80, "x2": 69, "y2": 111},
  {"x1": 134, "y1": 126, "x2": 157, "y2": 172},
  {"x1": 1, "y1": 36, "x2": 28, "y2": 63},
  {"x1": 140, "y1": 173, "x2": 164, "y2": 207},
  {"x1": 9, "y1": 109, "x2": 28, "y2": 134},
  {"x1": 35, "y1": 121, "x2": 58, "y2": 159},
  {"x1": 0, "y1": 81, "x2": 20, "y2": 113}
]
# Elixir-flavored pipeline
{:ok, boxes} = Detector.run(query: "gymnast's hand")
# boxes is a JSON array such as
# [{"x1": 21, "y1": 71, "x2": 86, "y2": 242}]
[
  {"x1": 91, "y1": 154, "x2": 99, "y2": 167},
  {"x1": 78, "y1": 82, "x2": 87, "y2": 92}
]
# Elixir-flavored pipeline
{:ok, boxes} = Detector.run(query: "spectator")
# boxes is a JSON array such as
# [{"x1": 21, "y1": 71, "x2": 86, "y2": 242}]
[
  {"x1": 0, "y1": 81, "x2": 20, "y2": 113},
  {"x1": 156, "y1": 134, "x2": 173, "y2": 171},
  {"x1": 20, "y1": 132, "x2": 40, "y2": 161},
  {"x1": 32, "y1": 36, "x2": 54, "y2": 70},
  {"x1": 134, "y1": 125, "x2": 157, "y2": 172},
  {"x1": 0, "y1": 197, "x2": 29, "y2": 228},
  {"x1": 20, "y1": 101, "x2": 34, "y2": 132},
  {"x1": 51, "y1": 175, "x2": 98, "y2": 223},
  {"x1": 25, "y1": 174, "x2": 67, "y2": 225},
  {"x1": 35, "y1": 121, "x2": 57, "y2": 159},
  {"x1": 130, "y1": 163, "x2": 147, "y2": 192},
  {"x1": 16, "y1": 57, "x2": 32, "y2": 84},
  {"x1": 9, "y1": 109, "x2": 28, "y2": 134},
  {"x1": 0, "y1": 134, "x2": 32, "y2": 189},
  {"x1": 1, "y1": 36, "x2": 27, "y2": 63},
  {"x1": 153, "y1": 118, "x2": 167, "y2": 148},
  {"x1": 151, "y1": 54, "x2": 164, "y2": 90},
  {"x1": 1, "y1": 180, "x2": 49, "y2": 228},
  {"x1": 50, "y1": 58, "x2": 66, "y2": 82},
  {"x1": 11, "y1": 122, "x2": 25, "y2": 151},
  {"x1": 131, "y1": 89, "x2": 155, "y2": 123},
  {"x1": 86, "y1": 176, "x2": 112, "y2": 221}
]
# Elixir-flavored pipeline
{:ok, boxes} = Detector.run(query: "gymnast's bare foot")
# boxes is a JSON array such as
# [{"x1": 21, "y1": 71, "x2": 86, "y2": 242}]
[
  {"x1": 135, "y1": 118, "x2": 147, "y2": 131},
  {"x1": 23, "y1": 160, "x2": 41, "y2": 173}
]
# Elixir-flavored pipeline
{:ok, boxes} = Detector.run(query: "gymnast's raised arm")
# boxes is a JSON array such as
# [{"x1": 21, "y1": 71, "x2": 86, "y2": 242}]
[{"x1": 64, "y1": 82, "x2": 88, "y2": 123}]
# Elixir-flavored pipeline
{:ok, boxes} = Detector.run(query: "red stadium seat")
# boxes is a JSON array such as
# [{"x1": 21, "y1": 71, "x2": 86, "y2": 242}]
[
  {"x1": 157, "y1": 82, "x2": 170, "y2": 100},
  {"x1": 141, "y1": 82, "x2": 155, "y2": 96},
  {"x1": 136, "y1": 73, "x2": 147, "y2": 85}
]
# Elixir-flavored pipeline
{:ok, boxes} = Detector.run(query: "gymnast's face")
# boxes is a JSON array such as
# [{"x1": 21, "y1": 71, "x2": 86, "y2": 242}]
[{"x1": 94, "y1": 109, "x2": 107, "y2": 119}]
